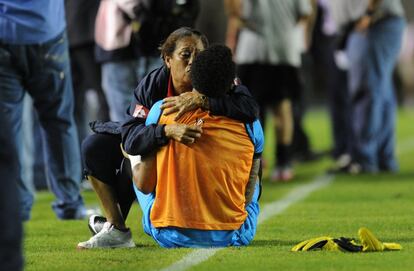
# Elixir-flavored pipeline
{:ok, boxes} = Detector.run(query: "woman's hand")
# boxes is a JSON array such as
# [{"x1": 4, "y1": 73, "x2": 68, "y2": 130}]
[
  {"x1": 164, "y1": 123, "x2": 203, "y2": 145},
  {"x1": 161, "y1": 91, "x2": 207, "y2": 120}
]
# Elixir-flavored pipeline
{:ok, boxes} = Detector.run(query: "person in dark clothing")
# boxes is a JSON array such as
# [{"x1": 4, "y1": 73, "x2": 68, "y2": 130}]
[
  {"x1": 94, "y1": 0, "x2": 163, "y2": 122},
  {"x1": 65, "y1": 0, "x2": 110, "y2": 142},
  {"x1": 0, "y1": 112, "x2": 23, "y2": 270},
  {"x1": 79, "y1": 27, "x2": 259, "y2": 248}
]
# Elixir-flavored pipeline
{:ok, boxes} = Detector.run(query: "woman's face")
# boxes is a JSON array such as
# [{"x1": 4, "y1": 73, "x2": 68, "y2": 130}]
[{"x1": 165, "y1": 35, "x2": 206, "y2": 94}]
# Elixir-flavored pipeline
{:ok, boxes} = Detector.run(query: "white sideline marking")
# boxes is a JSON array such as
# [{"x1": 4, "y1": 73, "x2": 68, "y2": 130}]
[
  {"x1": 160, "y1": 174, "x2": 334, "y2": 271},
  {"x1": 160, "y1": 249, "x2": 220, "y2": 271}
]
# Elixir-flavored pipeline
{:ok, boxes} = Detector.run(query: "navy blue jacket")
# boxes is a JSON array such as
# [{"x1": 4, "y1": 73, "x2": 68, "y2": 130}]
[{"x1": 118, "y1": 65, "x2": 259, "y2": 156}]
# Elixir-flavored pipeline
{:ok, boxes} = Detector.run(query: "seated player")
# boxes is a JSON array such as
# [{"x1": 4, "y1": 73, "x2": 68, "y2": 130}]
[{"x1": 132, "y1": 44, "x2": 264, "y2": 248}]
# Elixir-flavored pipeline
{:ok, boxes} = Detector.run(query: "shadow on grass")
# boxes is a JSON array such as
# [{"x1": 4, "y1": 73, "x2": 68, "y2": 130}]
[{"x1": 128, "y1": 243, "x2": 160, "y2": 249}]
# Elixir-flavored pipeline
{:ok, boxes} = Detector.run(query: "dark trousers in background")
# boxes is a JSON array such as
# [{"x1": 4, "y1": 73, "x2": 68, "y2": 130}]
[
  {"x1": 309, "y1": 30, "x2": 351, "y2": 159},
  {"x1": 70, "y1": 44, "x2": 109, "y2": 142},
  {"x1": 0, "y1": 31, "x2": 85, "y2": 220},
  {"x1": 326, "y1": 38, "x2": 352, "y2": 159},
  {"x1": 292, "y1": 53, "x2": 314, "y2": 159},
  {"x1": 237, "y1": 64, "x2": 299, "y2": 167},
  {"x1": 0, "y1": 107, "x2": 23, "y2": 271}
]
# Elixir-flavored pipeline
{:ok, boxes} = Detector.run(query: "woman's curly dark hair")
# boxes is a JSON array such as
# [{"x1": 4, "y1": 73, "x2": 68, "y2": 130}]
[
  {"x1": 160, "y1": 27, "x2": 209, "y2": 60},
  {"x1": 190, "y1": 44, "x2": 235, "y2": 98}
]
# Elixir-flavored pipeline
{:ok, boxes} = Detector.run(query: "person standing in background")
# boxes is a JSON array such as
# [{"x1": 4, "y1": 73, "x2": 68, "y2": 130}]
[
  {"x1": 65, "y1": 0, "x2": 110, "y2": 143},
  {"x1": 291, "y1": 0, "x2": 320, "y2": 163},
  {"x1": 0, "y1": 0, "x2": 87, "y2": 220},
  {"x1": 312, "y1": 0, "x2": 353, "y2": 167},
  {"x1": 225, "y1": 0, "x2": 312, "y2": 181},
  {"x1": 195, "y1": 0, "x2": 228, "y2": 44},
  {"x1": 342, "y1": 0, "x2": 405, "y2": 174},
  {"x1": 94, "y1": 0, "x2": 162, "y2": 122}
]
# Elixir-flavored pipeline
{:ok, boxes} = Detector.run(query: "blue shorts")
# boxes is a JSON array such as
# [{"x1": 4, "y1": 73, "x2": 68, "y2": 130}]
[{"x1": 133, "y1": 183, "x2": 260, "y2": 248}]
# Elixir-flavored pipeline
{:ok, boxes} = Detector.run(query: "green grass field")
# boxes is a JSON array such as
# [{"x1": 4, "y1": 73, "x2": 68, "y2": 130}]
[{"x1": 24, "y1": 107, "x2": 414, "y2": 271}]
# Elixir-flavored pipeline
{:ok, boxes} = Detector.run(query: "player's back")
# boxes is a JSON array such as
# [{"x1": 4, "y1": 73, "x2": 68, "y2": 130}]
[{"x1": 151, "y1": 108, "x2": 255, "y2": 230}]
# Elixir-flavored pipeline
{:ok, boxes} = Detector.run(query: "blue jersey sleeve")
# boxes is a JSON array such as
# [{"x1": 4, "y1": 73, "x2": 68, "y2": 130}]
[
  {"x1": 145, "y1": 100, "x2": 163, "y2": 126},
  {"x1": 245, "y1": 120, "x2": 264, "y2": 154}
]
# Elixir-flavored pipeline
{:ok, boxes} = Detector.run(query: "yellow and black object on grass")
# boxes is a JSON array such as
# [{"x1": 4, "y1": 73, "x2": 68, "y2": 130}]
[{"x1": 291, "y1": 227, "x2": 402, "y2": 252}]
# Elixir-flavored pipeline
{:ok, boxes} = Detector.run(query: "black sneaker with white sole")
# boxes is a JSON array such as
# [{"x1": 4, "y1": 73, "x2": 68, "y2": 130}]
[{"x1": 88, "y1": 215, "x2": 107, "y2": 235}]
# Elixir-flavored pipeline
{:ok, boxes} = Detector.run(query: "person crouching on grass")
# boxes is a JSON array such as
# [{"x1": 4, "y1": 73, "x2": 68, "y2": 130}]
[{"x1": 77, "y1": 44, "x2": 263, "y2": 248}]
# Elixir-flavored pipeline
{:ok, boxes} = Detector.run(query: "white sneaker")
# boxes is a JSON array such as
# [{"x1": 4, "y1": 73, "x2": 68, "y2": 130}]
[
  {"x1": 77, "y1": 222, "x2": 135, "y2": 249},
  {"x1": 335, "y1": 154, "x2": 351, "y2": 168},
  {"x1": 270, "y1": 166, "x2": 294, "y2": 182}
]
